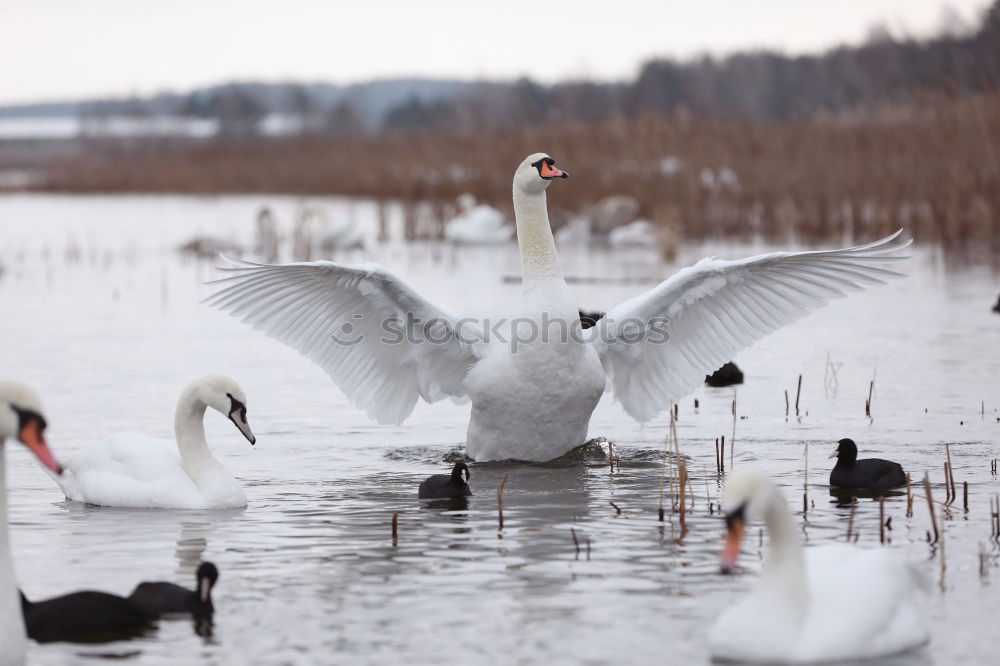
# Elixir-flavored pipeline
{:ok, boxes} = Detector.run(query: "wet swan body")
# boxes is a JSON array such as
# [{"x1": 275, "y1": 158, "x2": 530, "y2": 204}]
[
  {"x1": 210, "y1": 154, "x2": 910, "y2": 462},
  {"x1": 54, "y1": 376, "x2": 256, "y2": 509},
  {"x1": 711, "y1": 468, "x2": 928, "y2": 663}
]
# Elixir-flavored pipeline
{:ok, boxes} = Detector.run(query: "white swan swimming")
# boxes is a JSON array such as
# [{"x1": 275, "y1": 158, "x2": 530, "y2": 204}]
[
  {"x1": 444, "y1": 194, "x2": 511, "y2": 245},
  {"x1": 208, "y1": 152, "x2": 910, "y2": 462},
  {"x1": 54, "y1": 376, "x2": 255, "y2": 509},
  {"x1": 1, "y1": 382, "x2": 63, "y2": 665},
  {"x1": 710, "y1": 468, "x2": 928, "y2": 663}
]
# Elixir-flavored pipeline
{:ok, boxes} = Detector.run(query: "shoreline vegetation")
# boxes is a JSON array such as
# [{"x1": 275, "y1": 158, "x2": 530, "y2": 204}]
[{"x1": 1, "y1": 4, "x2": 998, "y2": 247}]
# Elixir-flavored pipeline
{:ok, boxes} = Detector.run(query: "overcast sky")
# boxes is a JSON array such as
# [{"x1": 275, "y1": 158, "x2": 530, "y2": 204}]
[{"x1": 0, "y1": 0, "x2": 990, "y2": 105}]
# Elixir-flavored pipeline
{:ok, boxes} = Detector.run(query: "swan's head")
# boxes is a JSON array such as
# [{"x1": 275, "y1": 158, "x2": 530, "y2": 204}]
[
  {"x1": 0, "y1": 381, "x2": 62, "y2": 474},
  {"x1": 451, "y1": 461, "x2": 470, "y2": 484},
  {"x1": 514, "y1": 152, "x2": 569, "y2": 194},
  {"x1": 828, "y1": 438, "x2": 858, "y2": 464},
  {"x1": 196, "y1": 561, "x2": 219, "y2": 605},
  {"x1": 191, "y1": 375, "x2": 256, "y2": 445},
  {"x1": 719, "y1": 467, "x2": 778, "y2": 573}
]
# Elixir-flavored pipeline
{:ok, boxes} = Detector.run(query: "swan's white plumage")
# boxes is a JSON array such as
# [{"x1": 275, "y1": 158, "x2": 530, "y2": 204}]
[
  {"x1": 591, "y1": 230, "x2": 911, "y2": 422},
  {"x1": 57, "y1": 433, "x2": 239, "y2": 510},
  {"x1": 710, "y1": 468, "x2": 928, "y2": 663},
  {"x1": 55, "y1": 376, "x2": 253, "y2": 509},
  {"x1": 208, "y1": 152, "x2": 911, "y2": 462},
  {"x1": 207, "y1": 261, "x2": 481, "y2": 426}
]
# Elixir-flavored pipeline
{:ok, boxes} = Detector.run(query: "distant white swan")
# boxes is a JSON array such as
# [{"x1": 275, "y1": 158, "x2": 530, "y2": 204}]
[
  {"x1": 607, "y1": 219, "x2": 656, "y2": 248},
  {"x1": 710, "y1": 468, "x2": 928, "y2": 663},
  {"x1": 54, "y1": 376, "x2": 255, "y2": 509},
  {"x1": 444, "y1": 194, "x2": 511, "y2": 245},
  {"x1": 208, "y1": 152, "x2": 910, "y2": 462},
  {"x1": 1, "y1": 382, "x2": 62, "y2": 664}
]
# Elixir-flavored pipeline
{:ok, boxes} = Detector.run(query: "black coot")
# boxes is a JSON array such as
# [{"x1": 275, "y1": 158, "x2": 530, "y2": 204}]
[
  {"x1": 20, "y1": 589, "x2": 155, "y2": 643},
  {"x1": 418, "y1": 462, "x2": 472, "y2": 499},
  {"x1": 129, "y1": 562, "x2": 218, "y2": 617},
  {"x1": 706, "y1": 362, "x2": 744, "y2": 387},
  {"x1": 828, "y1": 438, "x2": 906, "y2": 490}
]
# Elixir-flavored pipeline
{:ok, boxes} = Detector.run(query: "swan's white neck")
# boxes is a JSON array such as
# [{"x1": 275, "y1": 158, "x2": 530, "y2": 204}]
[
  {"x1": 174, "y1": 390, "x2": 227, "y2": 489},
  {"x1": 513, "y1": 188, "x2": 563, "y2": 289},
  {"x1": 0, "y1": 442, "x2": 28, "y2": 661},
  {"x1": 761, "y1": 488, "x2": 809, "y2": 613}
]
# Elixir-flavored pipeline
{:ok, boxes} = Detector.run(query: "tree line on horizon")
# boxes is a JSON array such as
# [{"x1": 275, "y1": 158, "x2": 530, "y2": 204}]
[{"x1": 64, "y1": 1, "x2": 1000, "y2": 137}]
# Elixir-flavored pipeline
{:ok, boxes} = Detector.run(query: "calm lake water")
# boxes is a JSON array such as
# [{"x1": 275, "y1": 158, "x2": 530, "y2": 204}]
[{"x1": 1, "y1": 194, "x2": 999, "y2": 665}]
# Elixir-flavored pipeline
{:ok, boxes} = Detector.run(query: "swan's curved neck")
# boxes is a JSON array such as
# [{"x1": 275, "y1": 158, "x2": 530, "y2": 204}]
[
  {"x1": 513, "y1": 188, "x2": 563, "y2": 288},
  {"x1": 0, "y1": 441, "x2": 28, "y2": 656},
  {"x1": 174, "y1": 390, "x2": 225, "y2": 487},
  {"x1": 761, "y1": 489, "x2": 809, "y2": 609}
]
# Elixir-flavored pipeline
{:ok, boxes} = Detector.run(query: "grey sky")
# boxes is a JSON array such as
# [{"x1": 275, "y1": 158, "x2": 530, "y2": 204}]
[{"x1": 0, "y1": 0, "x2": 990, "y2": 105}]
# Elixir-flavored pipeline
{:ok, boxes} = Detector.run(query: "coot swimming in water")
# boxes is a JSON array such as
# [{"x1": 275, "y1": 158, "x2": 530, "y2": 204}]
[
  {"x1": 20, "y1": 589, "x2": 155, "y2": 643},
  {"x1": 418, "y1": 462, "x2": 472, "y2": 499},
  {"x1": 828, "y1": 438, "x2": 906, "y2": 490},
  {"x1": 129, "y1": 561, "x2": 218, "y2": 617}
]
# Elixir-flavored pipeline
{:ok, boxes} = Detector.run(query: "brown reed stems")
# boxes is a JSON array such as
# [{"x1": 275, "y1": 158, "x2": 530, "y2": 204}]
[
  {"x1": 391, "y1": 512, "x2": 398, "y2": 547},
  {"x1": 906, "y1": 473, "x2": 913, "y2": 518},
  {"x1": 23, "y1": 92, "x2": 1000, "y2": 249},
  {"x1": 846, "y1": 499, "x2": 857, "y2": 542},
  {"x1": 610, "y1": 501, "x2": 622, "y2": 515},
  {"x1": 497, "y1": 472, "x2": 509, "y2": 531},
  {"x1": 923, "y1": 473, "x2": 939, "y2": 544},
  {"x1": 865, "y1": 379, "x2": 874, "y2": 417},
  {"x1": 795, "y1": 375, "x2": 802, "y2": 417}
]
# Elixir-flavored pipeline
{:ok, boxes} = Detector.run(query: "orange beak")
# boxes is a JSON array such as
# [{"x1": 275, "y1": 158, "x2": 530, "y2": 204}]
[
  {"x1": 720, "y1": 517, "x2": 744, "y2": 573},
  {"x1": 19, "y1": 419, "x2": 62, "y2": 475},
  {"x1": 539, "y1": 161, "x2": 568, "y2": 179}
]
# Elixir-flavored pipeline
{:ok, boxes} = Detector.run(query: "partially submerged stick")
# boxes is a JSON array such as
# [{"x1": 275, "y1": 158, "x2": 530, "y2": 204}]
[
  {"x1": 795, "y1": 374, "x2": 802, "y2": 416},
  {"x1": 922, "y1": 473, "x2": 939, "y2": 544},
  {"x1": 879, "y1": 496, "x2": 885, "y2": 544},
  {"x1": 906, "y1": 473, "x2": 913, "y2": 518},
  {"x1": 497, "y1": 472, "x2": 509, "y2": 531},
  {"x1": 391, "y1": 511, "x2": 398, "y2": 546},
  {"x1": 730, "y1": 393, "x2": 737, "y2": 468},
  {"x1": 846, "y1": 499, "x2": 857, "y2": 542}
]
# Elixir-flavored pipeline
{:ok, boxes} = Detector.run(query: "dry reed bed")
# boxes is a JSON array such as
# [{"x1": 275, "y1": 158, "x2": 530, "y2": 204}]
[{"x1": 22, "y1": 93, "x2": 1000, "y2": 246}]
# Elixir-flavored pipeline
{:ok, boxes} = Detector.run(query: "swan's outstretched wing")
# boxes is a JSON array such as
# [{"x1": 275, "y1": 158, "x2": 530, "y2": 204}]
[
  {"x1": 590, "y1": 230, "x2": 911, "y2": 422},
  {"x1": 206, "y1": 259, "x2": 481, "y2": 425}
]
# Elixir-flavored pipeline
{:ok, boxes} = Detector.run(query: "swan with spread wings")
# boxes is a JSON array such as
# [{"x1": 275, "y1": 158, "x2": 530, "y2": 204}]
[{"x1": 207, "y1": 153, "x2": 910, "y2": 462}]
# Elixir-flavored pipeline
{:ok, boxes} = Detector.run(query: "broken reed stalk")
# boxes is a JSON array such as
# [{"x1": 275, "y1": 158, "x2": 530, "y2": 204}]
[
  {"x1": 497, "y1": 472, "x2": 509, "y2": 531},
  {"x1": 784, "y1": 389, "x2": 789, "y2": 417},
  {"x1": 730, "y1": 393, "x2": 736, "y2": 468},
  {"x1": 391, "y1": 511, "x2": 398, "y2": 546},
  {"x1": 963, "y1": 481, "x2": 968, "y2": 513},
  {"x1": 795, "y1": 374, "x2": 802, "y2": 416},
  {"x1": 939, "y1": 518, "x2": 947, "y2": 592},
  {"x1": 991, "y1": 495, "x2": 1000, "y2": 541},
  {"x1": 610, "y1": 501, "x2": 622, "y2": 515},
  {"x1": 879, "y1": 496, "x2": 885, "y2": 544},
  {"x1": 906, "y1": 473, "x2": 913, "y2": 517},
  {"x1": 846, "y1": 499, "x2": 857, "y2": 542},
  {"x1": 570, "y1": 527, "x2": 581, "y2": 557},
  {"x1": 673, "y1": 403, "x2": 678, "y2": 421},
  {"x1": 715, "y1": 437, "x2": 721, "y2": 475},
  {"x1": 803, "y1": 440, "x2": 809, "y2": 515},
  {"x1": 704, "y1": 467, "x2": 712, "y2": 514},
  {"x1": 608, "y1": 440, "x2": 615, "y2": 473},
  {"x1": 922, "y1": 473, "x2": 939, "y2": 544},
  {"x1": 720, "y1": 436, "x2": 726, "y2": 474},
  {"x1": 657, "y1": 414, "x2": 671, "y2": 521},
  {"x1": 943, "y1": 463, "x2": 952, "y2": 504},
  {"x1": 944, "y1": 443, "x2": 956, "y2": 503},
  {"x1": 865, "y1": 379, "x2": 874, "y2": 417}
]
